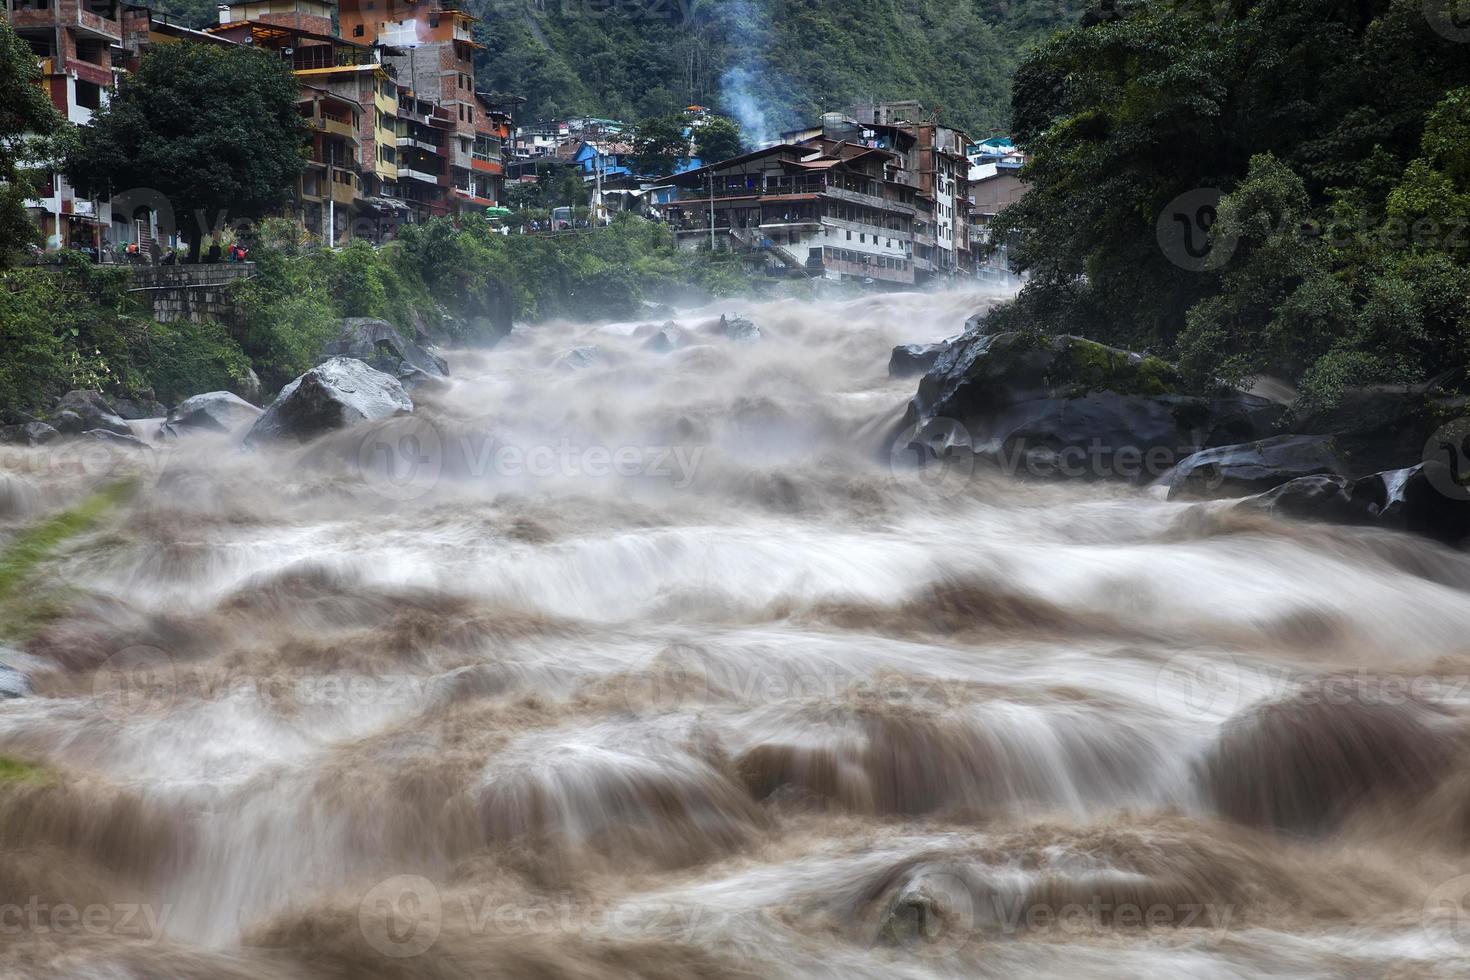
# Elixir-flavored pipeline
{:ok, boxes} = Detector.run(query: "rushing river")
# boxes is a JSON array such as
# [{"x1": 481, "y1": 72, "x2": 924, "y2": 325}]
[{"x1": 2, "y1": 288, "x2": 1470, "y2": 978}]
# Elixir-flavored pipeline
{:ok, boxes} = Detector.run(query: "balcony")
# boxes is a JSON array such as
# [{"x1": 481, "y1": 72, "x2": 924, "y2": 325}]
[
  {"x1": 470, "y1": 158, "x2": 502, "y2": 175},
  {"x1": 397, "y1": 166, "x2": 441, "y2": 185},
  {"x1": 397, "y1": 136, "x2": 441, "y2": 154},
  {"x1": 328, "y1": 167, "x2": 358, "y2": 205},
  {"x1": 308, "y1": 114, "x2": 357, "y2": 141}
]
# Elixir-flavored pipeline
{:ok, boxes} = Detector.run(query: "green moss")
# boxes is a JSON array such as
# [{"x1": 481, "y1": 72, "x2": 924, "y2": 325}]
[
  {"x1": 0, "y1": 480, "x2": 132, "y2": 639},
  {"x1": 0, "y1": 755, "x2": 48, "y2": 783},
  {"x1": 1054, "y1": 336, "x2": 1182, "y2": 397}
]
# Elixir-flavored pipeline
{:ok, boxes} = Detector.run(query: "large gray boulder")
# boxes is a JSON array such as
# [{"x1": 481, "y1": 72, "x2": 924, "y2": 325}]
[
  {"x1": 0, "y1": 422, "x2": 59, "y2": 446},
  {"x1": 52, "y1": 390, "x2": 131, "y2": 436},
  {"x1": 1159, "y1": 435, "x2": 1346, "y2": 500},
  {"x1": 888, "y1": 341, "x2": 951, "y2": 378},
  {"x1": 641, "y1": 322, "x2": 693, "y2": 353},
  {"x1": 245, "y1": 357, "x2": 413, "y2": 445},
  {"x1": 902, "y1": 333, "x2": 1284, "y2": 483},
  {"x1": 715, "y1": 314, "x2": 761, "y2": 344},
  {"x1": 323, "y1": 318, "x2": 448, "y2": 385},
  {"x1": 553, "y1": 345, "x2": 604, "y2": 371},
  {"x1": 167, "y1": 391, "x2": 263, "y2": 436}
]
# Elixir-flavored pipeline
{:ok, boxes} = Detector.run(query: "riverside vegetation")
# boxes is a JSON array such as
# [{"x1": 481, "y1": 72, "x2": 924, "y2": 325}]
[{"x1": 0, "y1": 215, "x2": 748, "y2": 417}]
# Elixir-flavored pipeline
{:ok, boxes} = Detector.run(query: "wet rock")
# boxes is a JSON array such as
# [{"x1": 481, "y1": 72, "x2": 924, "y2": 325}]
[
  {"x1": 167, "y1": 391, "x2": 263, "y2": 436},
  {"x1": 717, "y1": 314, "x2": 761, "y2": 343},
  {"x1": 111, "y1": 392, "x2": 167, "y2": 420},
  {"x1": 231, "y1": 367, "x2": 262, "y2": 404},
  {"x1": 904, "y1": 333, "x2": 1283, "y2": 483},
  {"x1": 245, "y1": 357, "x2": 412, "y2": 445},
  {"x1": 1352, "y1": 462, "x2": 1470, "y2": 545},
  {"x1": 0, "y1": 651, "x2": 28, "y2": 699},
  {"x1": 888, "y1": 341, "x2": 950, "y2": 378},
  {"x1": 1159, "y1": 435, "x2": 1346, "y2": 500},
  {"x1": 553, "y1": 345, "x2": 604, "y2": 371},
  {"x1": 82, "y1": 429, "x2": 152, "y2": 450},
  {"x1": 323, "y1": 317, "x2": 449, "y2": 383},
  {"x1": 0, "y1": 422, "x2": 59, "y2": 446},
  {"x1": 642, "y1": 322, "x2": 693, "y2": 353},
  {"x1": 1294, "y1": 385, "x2": 1466, "y2": 475},
  {"x1": 1236, "y1": 474, "x2": 1357, "y2": 523},
  {"x1": 53, "y1": 390, "x2": 131, "y2": 436}
]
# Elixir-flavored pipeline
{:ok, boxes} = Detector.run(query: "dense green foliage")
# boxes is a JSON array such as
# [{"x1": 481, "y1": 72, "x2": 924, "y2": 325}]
[
  {"x1": 0, "y1": 18, "x2": 63, "y2": 267},
  {"x1": 472, "y1": 0, "x2": 1082, "y2": 137},
  {"x1": 1, "y1": 216, "x2": 746, "y2": 413},
  {"x1": 992, "y1": 0, "x2": 1470, "y2": 411},
  {"x1": 64, "y1": 43, "x2": 307, "y2": 262},
  {"x1": 0, "y1": 255, "x2": 251, "y2": 409}
]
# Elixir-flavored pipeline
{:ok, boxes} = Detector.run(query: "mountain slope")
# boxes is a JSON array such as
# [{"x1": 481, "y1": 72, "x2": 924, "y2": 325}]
[{"x1": 471, "y1": 0, "x2": 1084, "y2": 137}]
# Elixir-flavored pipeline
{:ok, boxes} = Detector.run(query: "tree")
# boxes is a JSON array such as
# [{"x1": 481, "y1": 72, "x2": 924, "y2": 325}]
[
  {"x1": 0, "y1": 18, "x2": 63, "y2": 267},
  {"x1": 695, "y1": 114, "x2": 743, "y2": 164},
  {"x1": 630, "y1": 114, "x2": 690, "y2": 177},
  {"x1": 65, "y1": 42, "x2": 306, "y2": 262}
]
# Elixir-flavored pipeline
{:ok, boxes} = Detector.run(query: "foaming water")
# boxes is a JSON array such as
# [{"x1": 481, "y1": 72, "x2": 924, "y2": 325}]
[{"x1": 3, "y1": 287, "x2": 1470, "y2": 978}]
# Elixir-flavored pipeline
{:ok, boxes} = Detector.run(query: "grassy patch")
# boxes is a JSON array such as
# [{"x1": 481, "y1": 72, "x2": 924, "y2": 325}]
[
  {"x1": 0, "y1": 480, "x2": 133, "y2": 637},
  {"x1": 0, "y1": 754, "x2": 47, "y2": 783}
]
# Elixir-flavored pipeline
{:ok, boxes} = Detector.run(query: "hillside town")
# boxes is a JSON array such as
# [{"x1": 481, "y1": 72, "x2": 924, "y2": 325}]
[{"x1": 6, "y1": 0, "x2": 1024, "y2": 285}]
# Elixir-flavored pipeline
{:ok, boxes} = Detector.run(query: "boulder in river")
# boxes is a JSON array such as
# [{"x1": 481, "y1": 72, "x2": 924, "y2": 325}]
[
  {"x1": 82, "y1": 429, "x2": 152, "y2": 450},
  {"x1": 888, "y1": 341, "x2": 951, "y2": 378},
  {"x1": 717, "y1": 314, "x2": 761, "y2": 344},
  {"x1": 642, "y1": 322, "x2": 693, "y2": 354},
  {"x1": 553, "y1": 345, "x2": 605, "y2": 371},
  {"x1": 245, "y1": 357, "x2": 412, "y2": 445},
  {"x1": 167, "y1": 391, "x2": 264, "y2": 436},
  {"x1": 903, "y1": 333, "x2": 1284, "y2": 483},
  {"x1": 1159, "y1": 435, "x2": 1346, "y2": 500},
  {"x1": 52, "y1": 390, "x2": 131, "y2": 436},
  {"x1": 111, "y1": 391, "x2": 168, "y2": 420},
  {"x1": 323, "y1": 317, "x2": 449, "y2": 385},
  {"x1": 0, "y1": 422, "x2": 59, "y2": 447}
]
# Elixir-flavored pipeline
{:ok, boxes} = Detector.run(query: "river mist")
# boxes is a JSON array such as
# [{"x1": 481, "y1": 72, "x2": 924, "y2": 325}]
[{"x1": 2, "y1": 288, "x2": 1470, "y2": 978}]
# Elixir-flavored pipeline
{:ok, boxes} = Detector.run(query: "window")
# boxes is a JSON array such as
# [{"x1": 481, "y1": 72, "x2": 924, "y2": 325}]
[
  {"x1": 353, "y1": 23, "x2": 363, "y2": 36},
  {"x1": 428, "y1": 13, "x2": 439, "y2": 26},
  {"x1": 846, "y1": 230, "x2": 851, "y2": 240}
]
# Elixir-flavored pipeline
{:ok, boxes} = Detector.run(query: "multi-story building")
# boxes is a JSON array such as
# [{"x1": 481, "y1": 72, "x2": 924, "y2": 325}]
[
  {"x1": 665, "y1": 141, "x2": 919, "y2": 286},
  {"x1": 665, "y1": 103, "x2": 974, "y2": 286},
  {"x1": 394, "y1": 87, "x2": 452, "y2": 221},
  {"x1": 339, "y1": 0, "x2": 496, "y2": 213},
  {"x1": 6, "y1": 0, "x2": 121, "y2": 252}
]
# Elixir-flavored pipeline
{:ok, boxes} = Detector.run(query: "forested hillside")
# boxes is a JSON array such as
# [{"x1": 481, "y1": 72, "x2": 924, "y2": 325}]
[
  {"x1": 150, "y1": 0, "x2": 1081, "y2": 136},
  {"x1": 991, "y1": 0, "x2": 1470, "y2": 413}
]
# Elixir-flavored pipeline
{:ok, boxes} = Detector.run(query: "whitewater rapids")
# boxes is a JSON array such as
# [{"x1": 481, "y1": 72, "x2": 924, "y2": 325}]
[{"x1": 2, "y1": 288, "x2": 1470, "y2": 978}]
